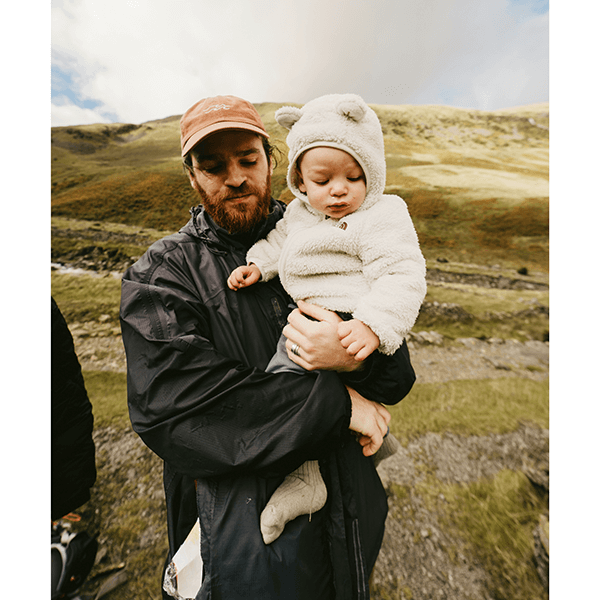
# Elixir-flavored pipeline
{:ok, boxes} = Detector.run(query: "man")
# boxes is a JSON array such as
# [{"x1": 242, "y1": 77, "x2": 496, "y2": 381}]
[{"x1": 120, "y1": 95, "x2": 416, "y2": 600}]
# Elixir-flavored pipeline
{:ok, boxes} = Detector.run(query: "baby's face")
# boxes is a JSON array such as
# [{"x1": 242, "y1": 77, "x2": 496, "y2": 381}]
[{"x1": 297, "y1": 147, "x2": 366, "y2": 219}]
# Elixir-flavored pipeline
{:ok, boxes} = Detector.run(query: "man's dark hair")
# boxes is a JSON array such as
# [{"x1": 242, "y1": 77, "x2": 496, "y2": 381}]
[{"x1": 183, "y1": 136, "x2": 278, "y2": 174}]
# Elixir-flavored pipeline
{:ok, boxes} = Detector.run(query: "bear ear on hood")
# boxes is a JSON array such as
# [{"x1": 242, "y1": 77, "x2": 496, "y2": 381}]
[
  {"x1": 275, "y1": 106, "x2": 303, "y2": 130},
  {"x1": 336, "y1": 97, "x2": 367, "y2": 123}
]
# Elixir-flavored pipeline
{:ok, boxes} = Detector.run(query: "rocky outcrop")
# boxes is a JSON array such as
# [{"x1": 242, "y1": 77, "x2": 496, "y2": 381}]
[{"x1": 427, "y1": 268, "x2": 548, "y2": 291}]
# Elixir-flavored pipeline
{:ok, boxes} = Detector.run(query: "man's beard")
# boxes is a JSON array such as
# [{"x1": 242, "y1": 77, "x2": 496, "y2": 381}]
[{"x1": 195, "y1": 173, "x2": 272, "y2": 234}]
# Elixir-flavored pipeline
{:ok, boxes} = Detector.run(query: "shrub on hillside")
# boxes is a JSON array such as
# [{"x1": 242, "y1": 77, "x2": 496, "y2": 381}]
[
  {"x1": 403, "y1": 190, "x2": 449, "y2": 219},
  {"x1": 472, "y1": 199, "x2": 548, "y2": 248},
  {"x1": 52, "y1": 171, "x2": 197, "y2": 230}
]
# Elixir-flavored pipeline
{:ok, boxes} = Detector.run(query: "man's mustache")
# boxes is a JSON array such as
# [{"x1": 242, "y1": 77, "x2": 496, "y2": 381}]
[{"x1": 222, "y1": 183, "x2": 256, "y2": 201}]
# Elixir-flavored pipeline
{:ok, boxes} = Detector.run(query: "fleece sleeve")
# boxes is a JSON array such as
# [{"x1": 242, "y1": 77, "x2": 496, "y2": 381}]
[
  {"x1": 245, "y1": 209, "x2": 291, "y2": 281},
  {"x1": 352, "y1": 196, "x2": 427, "y2": 355}
]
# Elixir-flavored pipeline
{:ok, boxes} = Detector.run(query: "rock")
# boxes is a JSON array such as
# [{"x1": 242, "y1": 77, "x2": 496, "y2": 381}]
[
  {"x1": 410, "y1": 331, "x2": 445, "y2": 346},
  {"x1": 457, "y1": 337, "x2": 482, "y2": 348},
  {"x1": 419, "y1": 301, "x2": 474, "y2": 322},
  {"x1": 426, "y1": 268, "x2": 548, "y2": 291},
  {"x1": 483, "y1": 356, "x2": 511, "y2": 370}
]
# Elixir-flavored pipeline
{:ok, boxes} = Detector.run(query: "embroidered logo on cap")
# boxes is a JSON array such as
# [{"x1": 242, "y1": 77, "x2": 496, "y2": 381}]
[{"x1": 203, "y1": 104, "x2": 231, "y2": 114}]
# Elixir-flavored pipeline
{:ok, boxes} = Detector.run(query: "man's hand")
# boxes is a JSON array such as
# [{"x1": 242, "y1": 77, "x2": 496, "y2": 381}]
[
  {"x1": 282, "y1": 300, "x2": 363, "y2": 372},
  {"x1": 227, "y1": 264, "x2": 261, "y2": 290},
  {"x1": 346, "y1": 386, "x2": 391, "y2": 456},
  {"x1": 338, "y1": 319, "x2": 380, "y2": 362}
]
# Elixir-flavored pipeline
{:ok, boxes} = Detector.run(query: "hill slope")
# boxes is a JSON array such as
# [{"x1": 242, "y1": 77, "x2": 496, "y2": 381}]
[{"x1": 51, "y1": 102, "x2": 548, "y2": 270}]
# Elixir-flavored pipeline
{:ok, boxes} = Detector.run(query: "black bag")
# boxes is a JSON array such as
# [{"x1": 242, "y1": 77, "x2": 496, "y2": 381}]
[{"x1": 51, "y1": 525, "x2": 98, "y2": 599}]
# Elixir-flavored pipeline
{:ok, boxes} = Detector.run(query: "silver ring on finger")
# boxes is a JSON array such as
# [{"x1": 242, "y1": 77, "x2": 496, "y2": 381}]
[{"x1": 291, "y1": 343, "x2": 301, "y2": 356}]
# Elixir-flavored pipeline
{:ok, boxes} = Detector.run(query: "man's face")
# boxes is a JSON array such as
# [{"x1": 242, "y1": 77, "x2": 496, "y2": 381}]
[{"x1": 188, "y1": 130, "x2": 273, "y2": 233}]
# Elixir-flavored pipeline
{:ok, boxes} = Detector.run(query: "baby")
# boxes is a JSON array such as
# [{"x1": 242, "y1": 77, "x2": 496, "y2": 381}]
[{"x1": 227, "y1": 94, "x2": 427, "y2": 544}]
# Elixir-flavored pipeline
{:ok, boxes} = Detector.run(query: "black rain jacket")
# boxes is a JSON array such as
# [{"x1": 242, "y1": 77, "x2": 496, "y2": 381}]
[{"x1": 120, "y1": 200, "x2": 416, "y2": 600}]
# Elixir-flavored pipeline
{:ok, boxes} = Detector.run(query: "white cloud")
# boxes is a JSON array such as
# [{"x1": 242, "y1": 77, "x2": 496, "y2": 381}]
[
  {"x1": 51, "y1": 0, "x2": 549, "y2": 126},
  {"x1": 51, "y1": 97, "x2": 113, "y2": 127}
]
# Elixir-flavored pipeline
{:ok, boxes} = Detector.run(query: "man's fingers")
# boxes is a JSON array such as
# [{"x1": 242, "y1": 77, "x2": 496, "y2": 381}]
[
  {"x1": 296, "y1": 300, "x2": 342, "y2": 325},
  {"x1": 357, "y1": 433, "x2": 382, "y2": 456},
  {"x1": 282, "y1": 321, "x2": 311, "y2": 352}
]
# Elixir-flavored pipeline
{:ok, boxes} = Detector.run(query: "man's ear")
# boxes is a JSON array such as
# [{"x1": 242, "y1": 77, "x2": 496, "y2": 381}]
[{"x1": 188, "y1": 170, "x2": 199, "y2": 191}]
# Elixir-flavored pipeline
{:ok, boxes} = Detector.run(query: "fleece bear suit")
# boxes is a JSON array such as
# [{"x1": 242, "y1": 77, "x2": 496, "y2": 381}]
[{"x1": 247, "y1": 94, "x2": 427, "y2": 354}]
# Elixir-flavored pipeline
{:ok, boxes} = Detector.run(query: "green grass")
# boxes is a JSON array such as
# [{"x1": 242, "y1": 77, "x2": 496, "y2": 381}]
[
  {"x1": 98, "y1": 494, "x2": 168, "y2": 600},
  {"x1": 374, "y1": 471, "x2": 548, "y2": 600},
  {"x1": 424, "y1": 283, "x2": 548, "y2": 316},
  {"x1": 51, "y1": 271, "x2": 122, "y2": 325},
  {"x1": 51, "y1": 215, "x2": 175, "y2": 239},
  {"x1": 381, "y1": 376, "x2": 549, "y2": 600},
  {"x1": 83, "y1": 371, "x2": 129, "y2": 429},
  {"x1": 76, "y1": 370, "x2": 169, "y2": 600},
  {"x1": 406, "y1": 194, "x2": 549, "y2": 272},
  {"x1": 415, "y1": 314, "x2": 549, "y2": 342},
  {"x1": 389, "y1": 379, "x2": 549, "y2": 443},
  {"x1": 51, "y1": 236, "x2": 148, "y2": 266},
  {"x1": 414, "y1": 282, "x2": 549, "y2": 341},
  {"x1": 437, "y1": 470, "x2": 548, "y2": 600}
]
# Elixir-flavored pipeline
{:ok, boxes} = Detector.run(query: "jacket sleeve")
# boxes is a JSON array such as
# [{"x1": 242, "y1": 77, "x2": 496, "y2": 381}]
[
  {"x1": 119, "y1": 252, "x2": 352, "y2": 482},
  {"x1": 342, "y1": 340, "x2": 416, "y2": 406},
  {"x1": 352, "y1": 196, "x2": 427, "y2": 355}
]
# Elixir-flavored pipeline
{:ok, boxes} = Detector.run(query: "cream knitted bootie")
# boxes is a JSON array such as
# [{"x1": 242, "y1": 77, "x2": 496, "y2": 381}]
[
  {"x1": 260, "y1": 460, "x2": 327, "y2": 545},
  {"x1": 372, "y1": 431, "x2": 400, "y2": 467}
]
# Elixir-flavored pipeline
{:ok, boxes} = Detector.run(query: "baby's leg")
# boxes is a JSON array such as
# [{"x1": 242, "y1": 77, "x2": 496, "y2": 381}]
[
  {"x1": 372, "y1": 432, "x2": 400, "y2": 467},
  {"x1": 265, "y1": 332, "x2": 306, "y2": 374},
  {"x1": 260, "y1": 460, "x2": 327, "y2": 545}
]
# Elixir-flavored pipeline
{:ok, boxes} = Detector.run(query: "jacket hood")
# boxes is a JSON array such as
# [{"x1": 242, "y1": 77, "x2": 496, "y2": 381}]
[{"x1": 275, "y1": 94, "x2": 386, "y2": 213}]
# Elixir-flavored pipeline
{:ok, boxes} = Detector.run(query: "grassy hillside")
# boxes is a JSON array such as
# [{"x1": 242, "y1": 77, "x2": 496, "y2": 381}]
[{"x1": 51, "y1": 102, "x2": 549, "y2": 272}]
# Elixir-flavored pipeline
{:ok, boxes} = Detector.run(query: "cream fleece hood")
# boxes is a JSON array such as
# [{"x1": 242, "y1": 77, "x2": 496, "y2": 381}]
[{"x1": 275, "y1": 94, "x2": 386, "y2": 213}]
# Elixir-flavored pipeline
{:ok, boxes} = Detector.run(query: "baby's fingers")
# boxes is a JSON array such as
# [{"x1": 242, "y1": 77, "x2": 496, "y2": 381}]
[
  {"x1": 337, "y1": 320, "x2": 352, "y2": 340},
  {"x1": 227, "y1": 274, "x2": 239, "y2": 290},
  {"x1": 227, "y1": 269, "x2": 247, "y2": 290},
  {"x1": 353, "y1": 346, "x2": 371, "y2": 362}
]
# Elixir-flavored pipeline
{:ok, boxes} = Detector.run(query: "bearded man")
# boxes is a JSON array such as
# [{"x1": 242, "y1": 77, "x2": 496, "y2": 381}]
[{"x1": 120, "y1": 96, "x2": 416, "y2": 600}]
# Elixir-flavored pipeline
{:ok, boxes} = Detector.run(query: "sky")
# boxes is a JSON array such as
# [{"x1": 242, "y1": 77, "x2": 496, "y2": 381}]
[{"x1": 50, "y1": 0, "x2": 549, "y2": 127}]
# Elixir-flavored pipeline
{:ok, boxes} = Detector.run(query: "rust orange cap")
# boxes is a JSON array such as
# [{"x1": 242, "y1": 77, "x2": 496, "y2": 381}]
[{"x1": 180, "y1": 95, "x2": 269, "y2": 156}]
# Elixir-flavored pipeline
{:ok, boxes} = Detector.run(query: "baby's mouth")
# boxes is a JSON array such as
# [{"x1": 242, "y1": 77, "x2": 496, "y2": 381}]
[{"x1": 328, "y1": 203, "x2": 349, "y2": 211}]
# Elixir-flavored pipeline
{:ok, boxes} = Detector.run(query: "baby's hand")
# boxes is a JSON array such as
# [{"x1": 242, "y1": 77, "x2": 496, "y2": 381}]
[
  {"x1": 227, "y1": 264, "x2": 261, "y2": 290},
  {"x1": 337, "y1": 319, "x2": 380, "y2": 361}
]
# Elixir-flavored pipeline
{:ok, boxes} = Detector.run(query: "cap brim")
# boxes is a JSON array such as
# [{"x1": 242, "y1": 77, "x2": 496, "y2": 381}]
[{"x1": 182, "y1": 121, "x2": 269, "y2": 156}]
